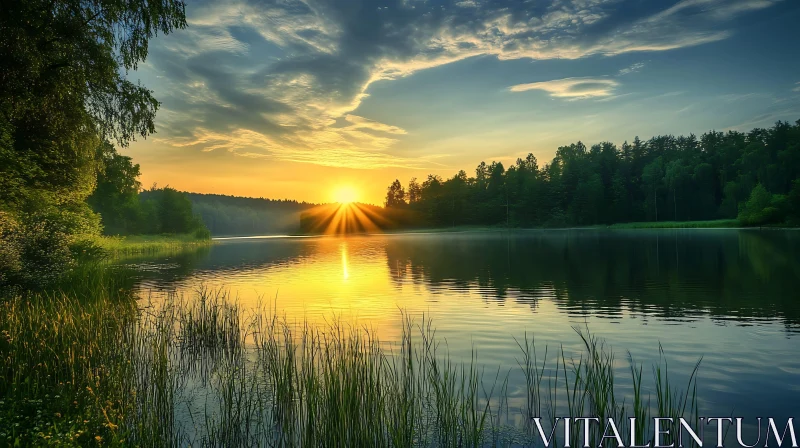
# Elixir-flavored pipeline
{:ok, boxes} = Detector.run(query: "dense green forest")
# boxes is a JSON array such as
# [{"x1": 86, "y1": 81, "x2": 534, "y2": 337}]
[
  {"x1": 186, "y1": 193, "x2": 313, "y2": 236},
  {"x1": 88, "y1": 142, "x2": 208, "y2": 237},
  {"x1": 384, "y1": 120, "x2": 800, "y2": 228},
  {"x1": 0, "y1": 0, "x2": 200, "y2": 287}
]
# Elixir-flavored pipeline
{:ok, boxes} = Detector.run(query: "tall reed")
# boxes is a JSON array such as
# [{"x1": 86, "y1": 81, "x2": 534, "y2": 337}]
[{"x1": 1, "y1": 282, "x2": 705, "y2": 447}]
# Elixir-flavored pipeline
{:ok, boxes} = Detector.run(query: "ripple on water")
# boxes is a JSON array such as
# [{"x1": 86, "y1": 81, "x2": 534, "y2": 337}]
[{"x1": 126, "y1": 230, "x2": 800, "y2": 433}]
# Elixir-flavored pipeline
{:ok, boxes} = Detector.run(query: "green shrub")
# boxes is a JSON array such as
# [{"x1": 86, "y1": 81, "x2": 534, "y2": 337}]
[
  {"x1": 738, "y1": 184, "x2": 787, "y2": 226},
  {"x1": 788, "y1": 179, "x2": 800, "y2": 225},
  {"x1": 192, "y1": 225, "x2": 211, "y2": 240},
  {"x1": 0, "y1": 203, "x2": 105, "y2": 288}
]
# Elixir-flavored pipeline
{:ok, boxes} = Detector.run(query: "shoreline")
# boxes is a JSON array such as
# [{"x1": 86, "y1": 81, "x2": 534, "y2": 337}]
[{"x1": 212, "y1": 220, "x2": 800, "y2": 240}]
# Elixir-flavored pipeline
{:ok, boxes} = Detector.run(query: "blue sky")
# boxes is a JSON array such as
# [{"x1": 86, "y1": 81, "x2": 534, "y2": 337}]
[{"x1": 126, "y1": 0, "x2": 800, "y2": 204}]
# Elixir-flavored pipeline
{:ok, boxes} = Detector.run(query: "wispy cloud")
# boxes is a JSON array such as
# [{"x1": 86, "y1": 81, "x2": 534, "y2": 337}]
[
  {"x1": 595, "y1": 92, "x2": 637, "y2": 102},
  {"x1": 139, "y1": 0, "x2": 785, "y2": 168},
  {"x1": 793, "y1": 82, "x2": 800, "y2": 92},
  {"x1": 164, "y1": 127, "x2": 425, "y2": 169},
  {"x1": 718, "y1": 92, "x2": 768, "y2": 102},
  {"x1": 343, "y1": 115, "x2": 407, "y2": 135},
  {"x1": 510, "y1": 78, "x2": 619, "y2": 99},
  {"x1": 618, "y1": 62, "x2": 645, "y2": 76}
]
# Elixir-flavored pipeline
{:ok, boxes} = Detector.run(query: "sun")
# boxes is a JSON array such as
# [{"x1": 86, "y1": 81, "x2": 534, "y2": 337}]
[{"x1": 332, "y1": 185, "x2": 358, "y2": 204}]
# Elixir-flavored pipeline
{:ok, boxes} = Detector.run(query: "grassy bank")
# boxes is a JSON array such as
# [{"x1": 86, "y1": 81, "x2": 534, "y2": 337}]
[
  {"x1": 96, "y1": 234, "x2": 213, "y2": 257},
  {"x1": 1, "y1": 273, "x2": 706, "y2": 447},
  {"x1": 0, "y1": 267, "x2": 140, "y2": 445}
]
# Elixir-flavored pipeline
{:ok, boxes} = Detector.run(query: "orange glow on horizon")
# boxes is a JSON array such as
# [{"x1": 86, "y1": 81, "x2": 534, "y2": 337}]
[{"x1": 302, "y1": 202, "x2": 394, "y2": 235}]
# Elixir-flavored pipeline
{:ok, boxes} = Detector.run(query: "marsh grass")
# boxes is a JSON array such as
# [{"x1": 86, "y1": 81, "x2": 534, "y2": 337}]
[
  {"x1": 0, "y1": 268, "x2": 140, "y2": 445},
  {"x1": 178, "y1": 288, "x2": 241, "y2": 358},
  {"x1": 1, "y1": 279, "x2": 705, "y2": 447},
  {"x1": 96, "y1": 234, "x2": 212, "y2": 257}
]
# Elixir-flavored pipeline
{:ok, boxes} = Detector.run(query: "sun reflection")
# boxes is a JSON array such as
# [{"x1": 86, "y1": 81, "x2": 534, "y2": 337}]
[{"x1": 341, "y1": 244, "x2": 349, "y2": 281}]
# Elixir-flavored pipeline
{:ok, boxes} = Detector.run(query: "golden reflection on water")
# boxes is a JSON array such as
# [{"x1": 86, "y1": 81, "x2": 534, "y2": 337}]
[
  {"x1": 145, "y1": 235, "x2": 575, "y2": 349},
  {"x1": 156, "y1": 237, "x2": 420, "y2": 343},
  {"x1": 133, "y1": 230, "x2": 800, "y2": 430},
  {"x1": 341, "y1": 242, "x2": 349, "y2": 281},
  {"x1": 127, "y1": 230, "x2": 800, "y2": 443}
]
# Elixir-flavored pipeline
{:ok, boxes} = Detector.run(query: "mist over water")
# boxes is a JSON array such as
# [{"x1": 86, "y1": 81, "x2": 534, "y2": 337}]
[{"x1": 127, "y1": 229, "x2": 800, "y2": 440}]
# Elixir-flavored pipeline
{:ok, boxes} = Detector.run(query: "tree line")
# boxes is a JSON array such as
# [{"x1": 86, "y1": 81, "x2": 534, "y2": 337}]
[
  {"x1": 384, "y1": 230, "x2": 800, "y2": 326},
  {"x1": 87, "y1": 142, "x2": 208, "y2": 238},
  {"x1": 187, "y1": 193, "x2": 314, "y2": 236},
  {"x1": 385, "y1": 120, "x2": 800, "y2": 228}
]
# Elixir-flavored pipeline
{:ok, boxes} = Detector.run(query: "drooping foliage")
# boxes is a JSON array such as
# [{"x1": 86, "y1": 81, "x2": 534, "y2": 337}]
[
  {"x1": 386, "y1": 120, "x2": 800, "y2": 228},
  {"x1": 0, "y1": 0, "x2": 187, "y2": 286},
  {"x1": 0, "y1": 0, "x2": 187, "y2": 207}
]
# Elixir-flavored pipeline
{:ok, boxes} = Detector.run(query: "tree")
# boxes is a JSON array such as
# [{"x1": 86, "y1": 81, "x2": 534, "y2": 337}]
[
  {"x1": 611, "y1": 172, "x2": 630, "y2": 223},
  {"x1": 87, "y1": 142, "x2": 145, "y2": 234},
  {"x1": 382, "y1": 120, "x2": 800, "y2": 229},
  {"x1": 570, "y1": 174, "x2": 603, "y2": 225},
  {"x1": 408, "y1": 178, "x2": 422, "y2": 204},
  {"x1": 138, "y1": 187, "x2": 208, "y2": 236},
  {"x1": 642, "y1": 157, "x2": 664, "y2": 221},
  {"x1": 1, "y1": 0, "x2": 187, "y2": 208},
  {"x1": 788, "y1": 179, "x2": 800, "y2": 225},
  {"x1": 664, "y1": 160, "x2": 692, "y2": 221},
  {"x1": 691, "y1": 163, "x2": 717, "y2": 220},
  {"x1": 385, "y1": 179, "x2": 406, "y2": 208},
  {"x1": 0, "y1": 0, "x2": 188, "y2": 284},
  {"x1": 738, "y1": 184, "x2": 785, "y2": 226}
]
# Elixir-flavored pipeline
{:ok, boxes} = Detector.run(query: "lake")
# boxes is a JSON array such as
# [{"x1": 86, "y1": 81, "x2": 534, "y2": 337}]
[{"x1": 127, "y1": 229, "x2": 800, "y2": 444}]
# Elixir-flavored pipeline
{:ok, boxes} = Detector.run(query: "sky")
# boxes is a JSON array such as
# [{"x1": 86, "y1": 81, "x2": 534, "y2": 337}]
[{"x1": 124, "y1": 0, "x2": 800, "y2": 205}]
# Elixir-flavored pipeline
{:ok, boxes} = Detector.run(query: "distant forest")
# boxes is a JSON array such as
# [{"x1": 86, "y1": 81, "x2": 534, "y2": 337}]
[
  {"x1": 186, "y1": 193, "x2": 315, "y2": 236},
  {"x1": 384, "y1": 120, "x2": 800, "y2": 228}
]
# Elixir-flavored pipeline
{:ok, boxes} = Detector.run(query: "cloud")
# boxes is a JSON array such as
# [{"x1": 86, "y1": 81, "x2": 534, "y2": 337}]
[
  {"x1": 163, "y1": 126, "x2": 423, "y2": 169},
  {"x1": 717, "y1": 92, "x2": 767, "y2": 102},
  {"x1": 618, "y1": 62, "x2": 645, "y2": 75},
  {"x1": 793, "y1": 82, "x2": 800, "y2": 92},
  {"x1": 344, "y1": 115, "x2": 407, "y2": 135},
  {"x1": 138, "y1": 0, "x2": 785, "y2": 168},
  {"x1": 510, "y1": 77, "x2": 619, "y2": 99}
]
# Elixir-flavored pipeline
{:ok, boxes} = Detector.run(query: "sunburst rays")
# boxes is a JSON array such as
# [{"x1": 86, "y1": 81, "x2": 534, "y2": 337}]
[{"x1": 300, "y1": 202, "x2": 396, "y2": 235}]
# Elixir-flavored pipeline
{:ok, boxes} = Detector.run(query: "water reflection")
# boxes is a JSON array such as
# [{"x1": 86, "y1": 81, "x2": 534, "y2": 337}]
[
  {"x1": 128, "y1": 230, "x2": 800, "y2": 332},
  {"x1": 382, "y1": 229, "x2": 800, "y2": 330},
  {"x1": 341, "y1": 243, "x2": 349, "y2": 281},
  {"x1": 125, "y1": 229, "x2": 800, "y2": 438}
]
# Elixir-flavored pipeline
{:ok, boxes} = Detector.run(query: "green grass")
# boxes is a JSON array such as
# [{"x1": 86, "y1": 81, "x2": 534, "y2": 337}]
[
  {"x1": 0, "y1": 268, "x2": 140, "y2": 446},
  {"x1": 608, "y1": 219, "x2": 741, "y2": 229},
  {"x1": 96, "y1": 234, "x2": 213, "y2": 257},
  {"x1": 1, "y1": 275, "x2": 707, "y2": 446}
]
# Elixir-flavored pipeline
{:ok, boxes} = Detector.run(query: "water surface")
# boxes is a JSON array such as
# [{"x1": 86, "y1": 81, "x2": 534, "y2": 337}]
[{"x1": 128, "y1": 229, "x2": 800, "y2": 440}]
